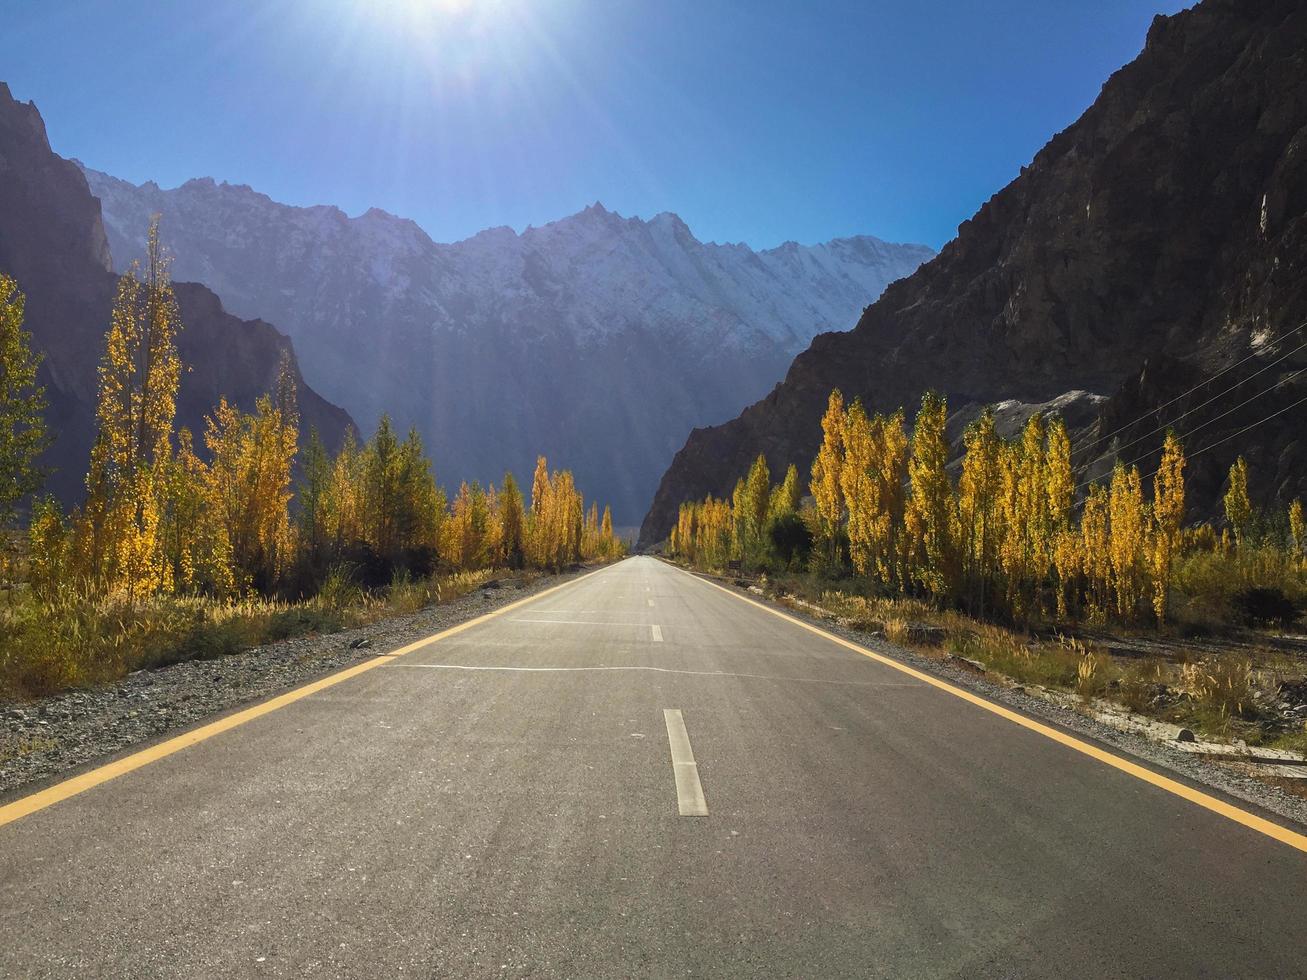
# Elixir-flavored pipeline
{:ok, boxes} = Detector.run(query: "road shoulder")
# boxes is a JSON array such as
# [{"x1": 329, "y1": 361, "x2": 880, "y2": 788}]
[{"x1": 0, "y1": 564, "x2": 606, "y2": 802}]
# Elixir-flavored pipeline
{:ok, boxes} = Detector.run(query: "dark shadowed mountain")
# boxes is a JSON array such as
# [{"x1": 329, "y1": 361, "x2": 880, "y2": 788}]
[
  {"x1": 641, "y1": 0, "x2": 1307, "y2": 545},
  {"x1": 0, "y1": 83, "x2": 354, "y2": 506},
  {"x1": 80, "y1": 169, "x2": 933, "y2": 524}
]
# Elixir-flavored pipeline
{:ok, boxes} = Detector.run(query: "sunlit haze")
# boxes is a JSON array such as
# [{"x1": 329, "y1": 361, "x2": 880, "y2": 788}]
[{"x1": 2, "y1": 0, "x2": 1186, "y2": 249}]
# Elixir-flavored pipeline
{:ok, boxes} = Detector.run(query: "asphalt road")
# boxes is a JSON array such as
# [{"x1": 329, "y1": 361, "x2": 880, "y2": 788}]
[{"x1": 2, "y1": 556, "x2": 1305, "y2": 978}]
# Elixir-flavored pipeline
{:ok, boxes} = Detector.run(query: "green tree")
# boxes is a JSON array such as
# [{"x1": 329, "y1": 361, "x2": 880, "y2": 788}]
[
  {"x1": 1223, "y1": 456, "x2": 1253, "y2": 546},
  {"x1": 0, "y1": 274, "x2": 49, "y2": 528},
  {"x1": 497, "y1": 472, "x2": 526, "y2": 568}
]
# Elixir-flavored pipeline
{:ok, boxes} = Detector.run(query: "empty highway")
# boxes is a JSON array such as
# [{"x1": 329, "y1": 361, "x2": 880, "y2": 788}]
[{"x1": 2, "y1": 556, "x2": 1305, "y2": 978}]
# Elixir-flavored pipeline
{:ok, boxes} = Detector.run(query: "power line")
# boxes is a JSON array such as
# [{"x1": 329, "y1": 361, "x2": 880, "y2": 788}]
[
  {"x1": 1080, "y1": 333, "x2": 1307, "y2": 467},
  {"x1": 1135, "y1": 390, "x2": 1307, "y2": 487},
  {"x1": 1076, "y1": 365, "x2": 1301, "y2": 493},
  {"x1": 1078, "y1": 316, "x2": 1307, "y2": 458}
]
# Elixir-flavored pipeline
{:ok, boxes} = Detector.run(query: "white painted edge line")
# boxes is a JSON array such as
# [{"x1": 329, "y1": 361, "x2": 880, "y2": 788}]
[
  {"x1": 651, "y1": 624, "x2": 663, "y2": 642},
  {"x1": 663, "y1": 708, "x2": 708, "y2": 817}
]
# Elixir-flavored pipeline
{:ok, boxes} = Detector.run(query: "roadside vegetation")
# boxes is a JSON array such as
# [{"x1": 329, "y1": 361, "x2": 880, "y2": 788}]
[
  {"x1": 0, "y1": 223, "x2": 623, "y2": 701},
  {"x1": 666, "y1": 388, "x2": 1307, "y2": 753}
]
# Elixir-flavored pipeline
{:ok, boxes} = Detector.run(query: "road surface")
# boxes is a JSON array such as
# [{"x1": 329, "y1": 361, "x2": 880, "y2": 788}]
[{"x1": 2, "y1": 556, "x2": 1305, "y2": 978}]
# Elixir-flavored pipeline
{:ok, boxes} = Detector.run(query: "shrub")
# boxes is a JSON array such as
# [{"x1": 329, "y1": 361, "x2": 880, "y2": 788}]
[{"x1": 1232, "y1": 587, "x2": 1300, "y2": 628}]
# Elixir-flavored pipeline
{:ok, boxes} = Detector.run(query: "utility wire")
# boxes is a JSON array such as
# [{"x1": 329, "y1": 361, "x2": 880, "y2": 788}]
[
  {"x1": 1135, "y1": 390, "x2": 1307, "y2": 487},
  {"x1": 1081, "y1": 334, "x2": 1307, "y2": 466},
  {"x1": 1078, "y1": 316, "x2": 1307, "y2": 458},
  {"x1": 1076, "y1": 366, "x2": 1306, "y2": 492}
]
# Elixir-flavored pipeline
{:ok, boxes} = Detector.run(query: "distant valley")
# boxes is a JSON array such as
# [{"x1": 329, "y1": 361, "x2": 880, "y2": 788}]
[{"x1": 80, "y1": 168, "x2": 933, "y2": 523}]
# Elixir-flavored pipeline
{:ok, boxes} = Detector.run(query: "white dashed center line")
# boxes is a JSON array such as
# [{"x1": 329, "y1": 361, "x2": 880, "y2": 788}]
[{"x1": 663, "y1": 709, "x2": 708, "y2": 817}]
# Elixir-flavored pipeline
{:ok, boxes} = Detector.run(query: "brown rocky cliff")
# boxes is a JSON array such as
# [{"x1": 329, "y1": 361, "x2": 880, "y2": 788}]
[
  {"x1": 0, "y1": 83, "x2": 354, "y2": 503},
  {"x1": 641, "y1": 0, "x2": 1307, "y2": 545}
]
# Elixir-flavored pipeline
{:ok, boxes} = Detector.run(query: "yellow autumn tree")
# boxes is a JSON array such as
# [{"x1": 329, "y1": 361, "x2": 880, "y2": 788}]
[
  {"x1": 201, "y1": 390, "x2": 298, "y2": 594},
  {"x1": 1108, "y1": 461, "x2": 1147, "y2": 620},
  {"x1": 905, "y1": 392, "x2": 954, "y2": 597},
  {"x1": 957, "y1": 409, "x2": 1003, "y2": 616},
  {"x1": 839, "y1": 401, "x2": 877, "y2": 579},
  {"x1": 1045, "y1": 417, "x2": 1077, "y2": 617},
  {"x1": 600, "y1": 505, "x2": 618, "y2": 558},
  {"x1": 81, "y1": 216, "x2": 181, "y2": 601},
  {"x1": 1081, "y1": 483, "x2": 1111, "y2": 619},
  {"x1": 810, "y1": 390, "x2": 846, "y2": 568},
  {"x1": 1148, "y1": 432, "x2": 1186, "y2": 623},
  {"x1": 737, "y1": 454, "x2": 771, "y2": 569},
  {"x1": 1290, "y1": 499, "x2": 1305, "y2": 567}
]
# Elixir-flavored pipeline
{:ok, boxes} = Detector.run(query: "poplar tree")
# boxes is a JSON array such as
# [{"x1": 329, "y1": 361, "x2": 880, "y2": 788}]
[
  {"x1": 1223, "y1": 456, "x2": 1252, "y2": 546},
  {"x1": 1290, "y1": 499, "x2": 1305, "y2": 565},
  {"x1": 873, "y1": 410, "x2": 909, "y2": 589},
  {"x1": 739, "y1": 454, "x2": 771, "y2": 568},
  {"x1": 1108, "y1": 462, "x2": 1146, "y2": 619},
  {"x1": 497, "y1": 472, "x2": 526, "y2": 568},
  {"x1": 297, "y1": 429, "x2": 332, "y2": 561},
  {"x1": 840, "y1": 401, "x2": 877, "y2": 579},
  {"x1": 957, "y1": 409, "x2": 1002, "y2": 616},
  {"x1": 1149, "y1": 432, "x2": 1186, "y2": 623},
  {"x1": 600, "y1": 505, "x2": 617, "y2": 558},
  {"x1": 83, "y1": 217, "x2": 181, "y2": 600},
  {"x1": 906, "y1": 392, "x2": 953, "y2": 597},
  {"x1": 1081, "y1": 483, "x2": 1111, "y2": 618},
  {"x1": 769, "y1": 464, "x2": 801, "y2": 521},
  {"x1": 810, "y1": 390, "x2": 846, "y2": 568},
  {"x1": 0, "y1": 275, "x2": 49, "y2": 529}
]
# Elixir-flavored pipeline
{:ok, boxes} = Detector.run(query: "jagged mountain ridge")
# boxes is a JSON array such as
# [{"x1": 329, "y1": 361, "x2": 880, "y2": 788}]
[
  {"x1": 81, "y1": 167, "x2": 933, "y2": 523},
  {"x1": 0, "y1": 83, "x2": 355, "y2": 505},
  {"x1": 641, "y1": 0, "x2": 1307, "y2": 545}
]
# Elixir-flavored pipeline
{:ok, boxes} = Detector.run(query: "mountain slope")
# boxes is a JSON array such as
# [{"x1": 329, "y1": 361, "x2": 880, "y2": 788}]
[
  {"x1": 0, "y1": 84, "x2": 354, "y2": 505},
  {"x1": 641, "y1": 0, "x2": 1307, "y2": 545},
  {"x1": 80, "y1": 170, "x2": 932, "y2": 523}
]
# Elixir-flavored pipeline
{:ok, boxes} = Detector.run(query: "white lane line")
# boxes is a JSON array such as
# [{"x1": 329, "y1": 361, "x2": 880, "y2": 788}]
[
  {"x1": 663, "y1": 709, "x2": 708, "y2": 817},
  {"x1": 647, "y1": 598, "x2": 655, "y2": 607},
  {"x1": 651, "y1": 624, "x2": 663, "y2": 642}
]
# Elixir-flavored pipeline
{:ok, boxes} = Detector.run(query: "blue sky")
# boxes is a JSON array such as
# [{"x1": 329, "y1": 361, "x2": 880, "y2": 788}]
[{"x1": 3, "y1": 0, "x2": 1188, "y2": 250}]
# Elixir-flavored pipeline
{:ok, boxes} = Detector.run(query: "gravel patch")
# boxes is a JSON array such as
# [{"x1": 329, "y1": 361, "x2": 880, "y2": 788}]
[
  {"x1": 707, "y1": 571, "x2": 1307, "y2": 833},
  {"x1": 0, "y1": 567, "x2": 594, "y2": 799}
]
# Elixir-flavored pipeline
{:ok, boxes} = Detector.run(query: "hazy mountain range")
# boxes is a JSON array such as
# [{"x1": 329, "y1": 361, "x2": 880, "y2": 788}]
[{"x1": 79, "y1": 169, "x2": 933, "y2": 523}]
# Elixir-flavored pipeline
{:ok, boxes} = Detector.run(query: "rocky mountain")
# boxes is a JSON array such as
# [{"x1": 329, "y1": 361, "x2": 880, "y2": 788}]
[
  {"x1": 641, "y1": 0, "x2": 1307, "y2": 545},
  {"x1": 80, "y1": 169, "x2": 933, "y2": 524},
  {"x1": 0, "y1": 84, "x2": 354, "y2": 505}
]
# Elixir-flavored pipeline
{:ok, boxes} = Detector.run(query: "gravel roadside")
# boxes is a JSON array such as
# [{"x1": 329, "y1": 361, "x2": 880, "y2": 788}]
[
  {"x1": 0, "y1": 565, "x2": 597, "y2": 799},
  {"x1": 690, "y1": 567, "x2": 1307, "y2": 833}
]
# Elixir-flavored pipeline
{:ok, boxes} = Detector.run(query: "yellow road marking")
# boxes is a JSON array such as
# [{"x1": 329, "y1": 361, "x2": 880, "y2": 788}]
[
  {"x1": 0, "y1": 565, "x2": 611, "y2": 830},
  {"x1": 668, "y1": 561, "x2": 1307, "y2": 855}
]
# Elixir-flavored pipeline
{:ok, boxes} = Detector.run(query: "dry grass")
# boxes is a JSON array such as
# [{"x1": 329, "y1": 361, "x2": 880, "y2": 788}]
[
  {"x1": 1178, "y1": 658, "x2": 1255, "y2": 721},
  {"x1": 770, "y1": 571, "x2": 1307, "y2": 748},
  {"x1": 0, "y1": 565, "x2": 512, "y2": 702}
]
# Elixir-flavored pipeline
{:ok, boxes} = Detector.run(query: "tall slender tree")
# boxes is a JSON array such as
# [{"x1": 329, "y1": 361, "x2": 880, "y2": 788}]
[
  {"x1": 83, "y1": 216, "x2": 181, "y2": 599},
  {"x1": 810, "y1": 390, "x2": 846, "y2": 568},
  {"x1": 0, "y1": 274, "x2": 49, "y2": 529}
]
